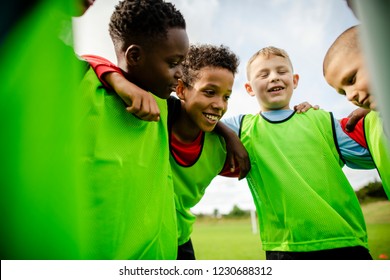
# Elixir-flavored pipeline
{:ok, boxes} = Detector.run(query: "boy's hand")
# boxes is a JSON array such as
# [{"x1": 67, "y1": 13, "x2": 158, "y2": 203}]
[
  {"x1": 224, "y1": 130, "x2": 251, "y2": 180},
  {"x1": 294, "y1": 102, "x2": 319, "y2": 113},
  {"x1": 214, "y1": 121, "x2": 251, "y2": 179},
  {"x1": 226, "y1": 140, "x2": 251, "y2": 180},
  {"x1": 345, "y1": 108, "x2": 370, "y2": 132},
  {"x1": 105, "y1": 72, "x2": 160, "y2": 122},
  {"x1": 122, "y1": 90, "x2": 161, "y2": 122}
]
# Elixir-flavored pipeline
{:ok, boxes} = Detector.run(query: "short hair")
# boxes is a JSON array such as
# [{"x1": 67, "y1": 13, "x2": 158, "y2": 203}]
[
  {"x1": 181, "y1": 44, "x2": 240, "y2": 86},
  {"x1": 246, "y1": 46, "x2": 293, "y2": 80},
  {"x1": 108, "y1": 0, "x2": 186, "y2": 52},
  {"x1": 323, "y1": 25, "x2": 360, "y2": 76}
]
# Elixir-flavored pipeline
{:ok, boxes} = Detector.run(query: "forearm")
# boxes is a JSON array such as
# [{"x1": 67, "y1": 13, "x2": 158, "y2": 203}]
[
  {"x1": 104, "y1": 71, "x2": 138, "y2": 98},
  {"x1": 215, "y1": 121, "x2": 251, "y2": 179}
]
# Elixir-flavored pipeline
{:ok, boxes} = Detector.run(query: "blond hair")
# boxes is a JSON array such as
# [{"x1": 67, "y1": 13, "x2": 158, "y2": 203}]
[
  {"x1": 246, "y1": 46, "x2": 293, "y2": 80},
  {"x1": 323, "y1": 25, "x2": 360, "y2": 76}
]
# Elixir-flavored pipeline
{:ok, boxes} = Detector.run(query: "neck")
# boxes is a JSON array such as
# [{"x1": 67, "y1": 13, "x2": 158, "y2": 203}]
[
  {"x1": 261, "y1": 105, "x2": 291, "y2": 112},
  {"x1": 173, "y1": 109, "x2": 202, "y2": 143}
]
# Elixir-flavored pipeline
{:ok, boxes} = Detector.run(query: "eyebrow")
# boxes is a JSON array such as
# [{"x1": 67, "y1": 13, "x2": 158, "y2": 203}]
[{"x1": 337, "y1": 89, "x2": 346, "y2": 95}]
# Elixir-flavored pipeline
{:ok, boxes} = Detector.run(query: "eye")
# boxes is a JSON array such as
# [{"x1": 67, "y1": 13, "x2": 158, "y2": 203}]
[
  {"x1": 224, "y1": 95, "x2": 231, "y2": 101},
  {"x1": 169, "y1": 61, "x2": 180, "y2": 68},
  {"x1": 347, "y1": 73, "x2": 356, "y2": 85},
  {"x1": 277, "y1": 67, "x2": 289, "y2": 74},
  {"x1": 204, "y1": 89, "x2": 216, "y2": 96},
  {"x1": 259, "y1": 72, "x2": 269, "y2": 78},
  {"x1": 256, "y1": 71, "x2": 268, "y2": 78}
]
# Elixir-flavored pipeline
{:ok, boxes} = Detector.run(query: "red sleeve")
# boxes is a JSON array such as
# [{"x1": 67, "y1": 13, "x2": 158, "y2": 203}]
[
  {"x1": 340, "y1": 117, "x2": 367, "y2": 148},
  {"x1": 219, "y1": 159, "x2": 240, "y2": 178},
  {"x1": 81, "y1": 54, "x2": 122, "y2": 89}
]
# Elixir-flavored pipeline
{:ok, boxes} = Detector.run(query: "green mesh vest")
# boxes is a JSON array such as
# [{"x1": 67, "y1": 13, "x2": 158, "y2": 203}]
[
  {"x1": 171, "y1": 132, "x2": 226, "y2": 245},
  {"x1": 364, "y1": 111, "x2": 390, "y2": 198},
  {"x1": 1, "y1": 0, "x2": 87, "y2": 259},
  {"x1": 240, "y1": 109, "x2": 368, "y2": 252},
  {"x1": 76, "y1": 68, "x2": 176, "y2": 259}
]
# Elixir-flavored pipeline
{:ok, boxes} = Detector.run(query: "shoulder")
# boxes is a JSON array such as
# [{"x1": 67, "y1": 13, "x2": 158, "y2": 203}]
[
  {"x1": 300, "y1": 108, "x2": 333, "y2": 122},
  {"x1": 304, "y1": 108, "x2": 331, "y2": 116},
  {"x1": 80, "y1": 67, "x2": 101, "y2": 87},
  {"x1": 240, "y1": 113, "x2": 258, "y2": 123},
  {"x1": 365, "y1": 110, "x2": 380, "y2": 124}
]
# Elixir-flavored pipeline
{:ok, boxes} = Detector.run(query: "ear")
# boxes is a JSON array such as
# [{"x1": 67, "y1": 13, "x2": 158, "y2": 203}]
[
  {"x1": 176, "y1": 79, "x2": 186, "y2": 100},
  {"x1": 293, "y1": 74, "x2": 299, "y2": 89},
  {"x1": 125, "y1": 45, "x2": 142, "y2": 65},
  {"x1": 245, "y1": 82, "x2": 255, "y2": 97}
]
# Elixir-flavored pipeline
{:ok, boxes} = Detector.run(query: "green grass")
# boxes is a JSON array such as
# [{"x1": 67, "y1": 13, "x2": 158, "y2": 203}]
[
  {"x1": 191, "y1": 217, "x2": 264, "y2": 260},
  {"x1": 362, "y1": 200, "x2": 390, "y2": 260},
  {"x1": 191, "y1": 201, "x2": 390, "y2": 260}
]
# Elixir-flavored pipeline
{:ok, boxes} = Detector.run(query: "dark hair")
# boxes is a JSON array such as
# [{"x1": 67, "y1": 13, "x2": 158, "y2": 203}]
[
  {"x1": 182, "y1": 44, "x2": 240, "y2": 86},
  {"x1": 108, "y1": 0, "x2": 186, "y2": 51}
]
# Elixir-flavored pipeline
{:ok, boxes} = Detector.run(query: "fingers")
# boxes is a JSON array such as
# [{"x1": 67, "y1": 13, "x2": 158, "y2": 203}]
[
  {"x1": 238, "y1": 158, "x2": 251, "y2": 180},
  {"x1": 236, "y1": 154, "x2": 251, "y2": 180},
  {"x1": 229, "y1": 156, "x2": 235, "y2": 173},
  {"x1": 127, "y1": 107, "x2": 160, "y2": 121},
  {"x1": 345, "y1": 115, "x2": 359, "y2": 132},
  {"x1": 126, "y1": 98, "x2": 160, "y2": 122},
  {"x1": 345, "y1": 108, "x2": 370, "y2": 132},
  {"x1": 294, "y1": 102, "x2": 319, "y2": 113}
]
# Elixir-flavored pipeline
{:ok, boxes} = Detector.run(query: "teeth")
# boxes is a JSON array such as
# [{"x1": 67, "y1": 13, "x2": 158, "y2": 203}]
[
  {"x1": 204, "y1": 114, "x2": 219, "y2": 121},
  {"x1": 270, "y1": 87, "x2": 283, "y2": 92}
]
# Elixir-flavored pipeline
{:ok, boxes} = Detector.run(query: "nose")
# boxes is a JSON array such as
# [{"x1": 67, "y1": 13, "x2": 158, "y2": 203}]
[
  {"x1": 174, "y1": 66, "x2": 183, "y2": 79},
  {"x1": 211, "y1": 96, "x2": 227, "y2": 111},
  {"x1": 269, "y1": 71, "x2": 280, "y2": 82},
  {"x1": 345, "y1": 88, "x2": 359, "y2": 103}
]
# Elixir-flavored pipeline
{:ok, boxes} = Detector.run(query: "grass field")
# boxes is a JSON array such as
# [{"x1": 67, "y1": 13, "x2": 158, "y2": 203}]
[{"x1": 191, "y1": 200, "x2": 390, "y2": 260}]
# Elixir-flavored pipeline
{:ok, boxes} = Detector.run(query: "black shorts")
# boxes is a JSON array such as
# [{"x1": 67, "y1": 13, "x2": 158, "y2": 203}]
[
  {"x1": 177, "y1": 239, "x2": 196, "y2": 260},
  {"x1": 266, "y1": 246, "x2": 373, "y2": 260}
]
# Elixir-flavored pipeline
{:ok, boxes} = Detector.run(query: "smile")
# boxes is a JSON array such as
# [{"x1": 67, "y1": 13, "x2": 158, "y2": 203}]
[
  {"x1": 204, "y1": 113, "x2": 220, "y2": 121},
  {"x1": 268, "y1": 86, "x2": 284, "y2": 92}
]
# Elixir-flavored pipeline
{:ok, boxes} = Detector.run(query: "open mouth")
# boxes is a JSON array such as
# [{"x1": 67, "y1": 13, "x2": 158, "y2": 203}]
[
  {"x1": 203, "y1": 113, "x2": 220, "y2": 122},
  {"x1": 268, "y1": 86, "x2": 284, "y2": 92}
]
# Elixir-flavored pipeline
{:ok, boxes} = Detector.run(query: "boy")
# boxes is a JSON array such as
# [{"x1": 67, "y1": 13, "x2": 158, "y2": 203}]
[
  {"x1": 76, "y1": 0, "x2": 189, "y2": 259},
  {"x1": 84, "y1": 44, "x2": 251, "y2": 259},
  {"x1": 221, "y1": 46, "x2": 374, "y2": 260},
  {"x1": 1, "y1": 0, "x2": 95, "y2": 259},
  {"x1": 167, "y1": 44, "x2": 244, "y2": 259},
  {"x1": 323, "y1": 25, "x2": 390, "y2": 199}
]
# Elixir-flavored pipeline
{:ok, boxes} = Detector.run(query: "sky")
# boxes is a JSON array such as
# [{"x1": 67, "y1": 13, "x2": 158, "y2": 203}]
[{"x1": 73, "y1": 0, "x2": 381, "y2": 214}]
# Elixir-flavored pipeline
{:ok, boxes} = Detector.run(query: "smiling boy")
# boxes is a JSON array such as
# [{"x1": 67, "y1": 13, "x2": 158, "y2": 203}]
[
  {"x1": 221, "y1": 46, "x2": 375, "y2": 260},
  {"x1": 323, "y1": 25, "x2": 390, "y2": 198}
]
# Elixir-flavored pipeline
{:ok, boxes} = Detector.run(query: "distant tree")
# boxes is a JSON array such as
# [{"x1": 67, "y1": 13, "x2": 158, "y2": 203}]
[
  {"x1": 227, "y1": 205, "x2": 249, "y2": 218},
  {"x1": 355, "y1": 180, "x2": 387, "y2": 203}
]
